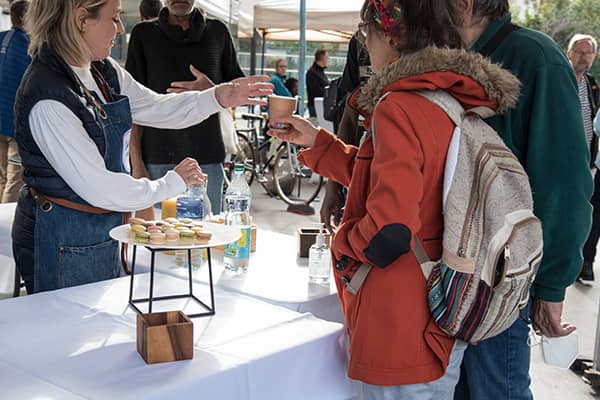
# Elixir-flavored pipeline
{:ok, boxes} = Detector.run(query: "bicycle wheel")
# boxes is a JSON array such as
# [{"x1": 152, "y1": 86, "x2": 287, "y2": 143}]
[
  {"x1": 272, "y1": 143, "x2": 323, "y2": 206},
  {"x1": 230, "y1": 132, "x2": 255, "y2": 186}
]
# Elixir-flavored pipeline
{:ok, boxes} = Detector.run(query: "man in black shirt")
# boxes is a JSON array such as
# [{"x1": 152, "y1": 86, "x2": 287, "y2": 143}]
[
  {"x1": 126, "y1": 0, "x2": 244, "y2": 213},
  {"x1": 306, "y1": 49, "x2": 329, "y2": 118}
]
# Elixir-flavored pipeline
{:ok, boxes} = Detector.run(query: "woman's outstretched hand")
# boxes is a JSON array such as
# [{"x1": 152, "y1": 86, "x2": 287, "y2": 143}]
[
  {"x1": 215, "y1": 76, "x2": 273, "y2": 108},
  {"x1": 267, "y1": 115, "x2": 319, "y2": 148}
]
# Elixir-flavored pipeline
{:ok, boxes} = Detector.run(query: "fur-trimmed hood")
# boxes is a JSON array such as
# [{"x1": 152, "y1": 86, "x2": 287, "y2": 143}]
[{"x1": 354, "y1": 46, "x2": 520, "y2": 115}]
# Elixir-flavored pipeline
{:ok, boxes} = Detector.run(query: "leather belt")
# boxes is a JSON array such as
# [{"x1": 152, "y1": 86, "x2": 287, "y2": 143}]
[
  {"x1": 28, "y1": 187, "x2": 132, "y2": 275},
  {"x1": 28, "y1": 187, "x2": 112, "y2": 214}
]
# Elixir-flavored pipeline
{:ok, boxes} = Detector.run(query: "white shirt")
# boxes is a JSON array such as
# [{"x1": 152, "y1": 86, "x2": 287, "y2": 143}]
[{"x1": 29, "y1": 58, "x2": 224, "y2": 212}]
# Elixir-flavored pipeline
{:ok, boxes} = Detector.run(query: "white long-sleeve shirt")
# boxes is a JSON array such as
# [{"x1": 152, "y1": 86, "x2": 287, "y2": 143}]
[{"x1": 28, "y1": 58, "x2": 224, "y2": 212}]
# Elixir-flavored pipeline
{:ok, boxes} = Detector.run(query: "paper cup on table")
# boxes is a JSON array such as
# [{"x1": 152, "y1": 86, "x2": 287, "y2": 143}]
[{"x1": 268, "y1": 95, "x2": 297, "y2": 130}]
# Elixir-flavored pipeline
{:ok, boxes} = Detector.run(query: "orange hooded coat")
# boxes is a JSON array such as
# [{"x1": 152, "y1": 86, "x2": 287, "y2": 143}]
[{"x1": 299, "y1": 47, "x2": 520, "y2": 386}]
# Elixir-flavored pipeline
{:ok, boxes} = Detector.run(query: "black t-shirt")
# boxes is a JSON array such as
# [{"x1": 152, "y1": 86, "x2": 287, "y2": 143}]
[{"x1": 125, "y1": 8, "x2": 244, "y2": 164}]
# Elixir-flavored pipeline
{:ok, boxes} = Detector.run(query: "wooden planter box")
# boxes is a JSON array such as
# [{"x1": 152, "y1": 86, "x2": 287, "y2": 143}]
[{"x1": 136, "y1": 311, "x2": 193, "y2": 364}]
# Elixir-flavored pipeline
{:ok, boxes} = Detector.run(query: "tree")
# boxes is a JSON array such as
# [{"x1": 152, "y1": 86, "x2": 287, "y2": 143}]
[{"x1": 514, "y1": 0, "x2": 600, "y2": 77}]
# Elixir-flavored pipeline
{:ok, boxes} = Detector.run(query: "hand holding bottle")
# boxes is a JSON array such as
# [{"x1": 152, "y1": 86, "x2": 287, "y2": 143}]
[{"x1": 173, "y1": 157, "x2": 205, "y2": 186}]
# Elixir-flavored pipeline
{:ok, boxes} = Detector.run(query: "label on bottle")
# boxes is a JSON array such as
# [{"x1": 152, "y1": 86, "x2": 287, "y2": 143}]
[
  {"x1": 176, "y1": 196, "x2": 204, "y2": 219},
  {"x1": 224, "y1": 226, "x2": 251, "y2": 260}
]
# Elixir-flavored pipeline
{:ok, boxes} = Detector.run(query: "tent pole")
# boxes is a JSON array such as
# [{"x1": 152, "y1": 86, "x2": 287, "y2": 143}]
[
  {"x1": 250, "y1": 28, "x2": 258, "y2": 76},
  {"x1": 298, "y1": 0, "x2": 307, "y2": 116},
  {"x1": 261, "y1": 29, "x2": 267, "y2": 75}
]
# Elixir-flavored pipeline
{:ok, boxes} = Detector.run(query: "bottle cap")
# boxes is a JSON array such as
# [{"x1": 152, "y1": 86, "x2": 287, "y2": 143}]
[{"x1": 234, "y1": 163, "x2": 245, "y2": 172}]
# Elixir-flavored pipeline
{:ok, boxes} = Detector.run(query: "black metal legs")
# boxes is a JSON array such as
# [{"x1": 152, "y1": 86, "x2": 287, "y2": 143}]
[{"x1": 128, "y1": 246, "x2": 215, "y2": 318}]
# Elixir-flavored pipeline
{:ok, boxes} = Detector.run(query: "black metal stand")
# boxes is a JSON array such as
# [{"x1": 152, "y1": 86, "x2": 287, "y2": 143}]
[{"x1": 128, "y1": 245, "x2": 216, "y2": 318}]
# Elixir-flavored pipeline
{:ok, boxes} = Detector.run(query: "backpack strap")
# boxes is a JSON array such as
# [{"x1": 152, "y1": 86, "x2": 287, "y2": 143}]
[
  {"x1": 412, "y1": 90, "x2": 496, "y2": 278},
  {"x1": 479, "y1": 23, "x2": 521, "y2": 58},
  {"x1": 415, "y1": 90, "x2": 465, "y2": 125},
  {"x1": 468, "y1": 106, "x2": 496, "y2": 119},
  {"x1": 368, "y1": 92, "x2": 392, "y2": 146},
  {"x1": 0, "y1": 28, "x2": 16, "y2": 55}
]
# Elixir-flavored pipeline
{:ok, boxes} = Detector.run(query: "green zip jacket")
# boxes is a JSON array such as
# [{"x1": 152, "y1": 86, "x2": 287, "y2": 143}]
[{"x1": 472, "y1": 17, "x2": 593, "y2": 301}]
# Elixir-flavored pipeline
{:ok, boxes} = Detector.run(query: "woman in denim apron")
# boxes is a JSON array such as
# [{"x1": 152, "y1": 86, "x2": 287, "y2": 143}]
[{"x1": 11, "y1": 0, "x2": 271, "y2": 294}]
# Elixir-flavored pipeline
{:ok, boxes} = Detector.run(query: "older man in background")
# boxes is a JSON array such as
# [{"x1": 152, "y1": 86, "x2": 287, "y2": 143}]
[{"x1": 567, "y1": 34, "x2": 599, "y2": 282}]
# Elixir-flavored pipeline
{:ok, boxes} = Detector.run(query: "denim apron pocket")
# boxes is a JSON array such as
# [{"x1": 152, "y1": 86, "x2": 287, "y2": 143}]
[{"x1": 59, "y1": 238, "x2": 120, "y2": 288}]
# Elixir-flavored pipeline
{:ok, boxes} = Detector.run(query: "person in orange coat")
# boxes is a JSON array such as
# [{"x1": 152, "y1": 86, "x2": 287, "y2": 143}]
[{"x1": 268, "y1": 0, "x2": 520, "y2": 398}]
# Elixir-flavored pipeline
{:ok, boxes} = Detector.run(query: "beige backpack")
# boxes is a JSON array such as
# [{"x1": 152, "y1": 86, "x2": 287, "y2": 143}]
[{"x1": 347, "y1": 90, "x2": 543, "y2": 344}]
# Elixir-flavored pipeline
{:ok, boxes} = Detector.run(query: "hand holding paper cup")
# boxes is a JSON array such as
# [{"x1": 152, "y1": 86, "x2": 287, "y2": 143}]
[{"x1": 268, "y1": 95, "x2": 297, "y2": 130}]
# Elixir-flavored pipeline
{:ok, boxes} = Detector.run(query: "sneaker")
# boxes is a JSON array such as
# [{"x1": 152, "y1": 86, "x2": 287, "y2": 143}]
[{"x1": 579, "y1": 261, "x2": 595, "y2": 282}]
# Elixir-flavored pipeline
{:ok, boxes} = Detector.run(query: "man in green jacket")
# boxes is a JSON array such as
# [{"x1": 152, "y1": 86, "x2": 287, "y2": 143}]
[{"x1": 452, "y1": 1, "x2": 593, "y2": 399}]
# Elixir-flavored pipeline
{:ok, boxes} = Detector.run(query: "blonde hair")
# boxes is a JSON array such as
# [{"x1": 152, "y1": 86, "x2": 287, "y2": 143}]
[{"x1": 25, "y1": 0, "x2": 109, "y2": 66}]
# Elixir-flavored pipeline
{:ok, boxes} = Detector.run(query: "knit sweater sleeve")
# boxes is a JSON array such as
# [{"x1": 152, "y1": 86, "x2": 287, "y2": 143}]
[
  {"x1": 528, "y1": 63, "x2": 593, "y2": 301},
  {"x1": 219, "y1": 22, "x2": 244, "y2": 81},
  {"x1": 124, "y1": 24, "x2": 147, "y2": 85}
]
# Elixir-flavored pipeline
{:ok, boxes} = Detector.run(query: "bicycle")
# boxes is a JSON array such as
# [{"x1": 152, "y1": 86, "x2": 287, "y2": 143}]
[{"x1": 225, "y1": 112, "x2": 323, "y2": 206}]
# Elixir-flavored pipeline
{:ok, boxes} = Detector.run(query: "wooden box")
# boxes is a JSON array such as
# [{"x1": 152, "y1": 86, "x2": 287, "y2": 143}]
[
  {"x1": 297, "y1": 227, "x2": 331, "y2": 258},
  {"x1": 136, "y1": 311, "x2": 193, "y2": 364}
]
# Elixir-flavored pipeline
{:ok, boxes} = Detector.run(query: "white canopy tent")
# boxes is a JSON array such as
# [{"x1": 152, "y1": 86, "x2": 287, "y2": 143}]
[
  {"x1": 119, "y1": 1, "x2": 362, "y2": 42},
  {"x1": 240, "y1": 0, "x2": 363, "y2": 41}
]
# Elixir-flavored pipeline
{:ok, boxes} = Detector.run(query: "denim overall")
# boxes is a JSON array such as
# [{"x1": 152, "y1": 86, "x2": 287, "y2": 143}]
[{"x1": 31, "y1": 90, "x2": 131, "y2": 292}]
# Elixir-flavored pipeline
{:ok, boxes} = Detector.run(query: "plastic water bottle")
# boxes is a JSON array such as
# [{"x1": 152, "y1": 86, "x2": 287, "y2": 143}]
[
  {"x1": 224, "y1": 164, "x2": 252, "y2": 273},
  {"x1": 175, "y1": 177, "x2": 210, "y2": 269},
  {"x1": 176, "y1": 178, "x2": 210, "y2": 219}
]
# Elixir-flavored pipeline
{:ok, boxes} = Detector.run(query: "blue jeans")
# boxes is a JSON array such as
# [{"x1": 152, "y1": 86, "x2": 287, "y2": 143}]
[
  {"x1": 454, "y1": 301, "x2": 533, "y2": 400},
  {"x1": 361, "y1": 340, "x2": 468, "y2": 400},
  {"x1": 146, "y1": 162, "x2": 224, "y2": 214}
]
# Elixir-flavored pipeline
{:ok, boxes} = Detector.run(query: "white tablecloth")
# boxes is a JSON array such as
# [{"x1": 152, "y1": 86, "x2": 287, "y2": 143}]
[
  {"x1": 0, "y1": 273, "x2": 353, "y2": 400},
  {"x1": 128, "y1": 229, "x2": 344, "y2": 323},
  {"x1": 0, "y1": 203, "x2": 343, "y2": 323},
  {"x1": 0, "y1": 202, "x2": 16, "y2": 296}
]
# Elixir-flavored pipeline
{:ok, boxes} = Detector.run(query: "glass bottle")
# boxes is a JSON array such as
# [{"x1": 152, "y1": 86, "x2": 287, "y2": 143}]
[{"x1": 309, "y1": 225, "x2": 331, "y2": 284}]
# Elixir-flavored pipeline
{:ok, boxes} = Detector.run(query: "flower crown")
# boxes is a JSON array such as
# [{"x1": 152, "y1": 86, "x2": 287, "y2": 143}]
[{"x1": 370, "y1": 0, "x2": 402, "y2": 35}]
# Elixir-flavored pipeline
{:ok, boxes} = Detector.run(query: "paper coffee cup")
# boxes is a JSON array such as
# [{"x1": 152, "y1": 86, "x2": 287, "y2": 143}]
[{"x1": 268, "y1": 95, "x2": 297, "y2": 130}]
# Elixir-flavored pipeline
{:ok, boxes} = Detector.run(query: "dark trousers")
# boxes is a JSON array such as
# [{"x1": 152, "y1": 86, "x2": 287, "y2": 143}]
[{"x1": 583, "y1": 171, "x2": 600, "y2": 263}]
